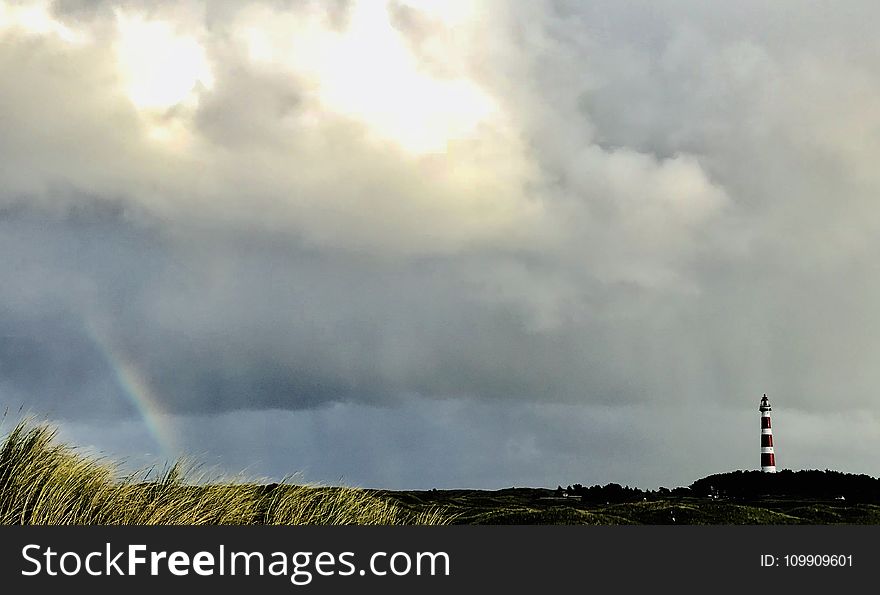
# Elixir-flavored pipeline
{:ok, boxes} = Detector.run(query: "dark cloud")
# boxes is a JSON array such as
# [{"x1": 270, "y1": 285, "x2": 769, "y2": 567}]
[{"x1": 3, "y1": 1, "x2": 880, "y2": 486}]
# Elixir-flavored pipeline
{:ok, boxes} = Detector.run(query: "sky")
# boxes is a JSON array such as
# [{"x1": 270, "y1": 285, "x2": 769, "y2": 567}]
[{"x1": 2, "y1": 0, "x2": 880, "y2": 490}]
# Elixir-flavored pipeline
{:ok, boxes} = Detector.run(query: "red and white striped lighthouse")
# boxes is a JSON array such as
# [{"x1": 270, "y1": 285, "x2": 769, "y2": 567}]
[{"x1": 759, "y1": 394, "x2": 776, "y2": 472}]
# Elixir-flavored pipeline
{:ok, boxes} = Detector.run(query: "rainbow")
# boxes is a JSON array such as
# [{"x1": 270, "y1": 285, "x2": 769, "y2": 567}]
[{"x1": 82, "y1": 318, "x2": 177, "y2": 460}]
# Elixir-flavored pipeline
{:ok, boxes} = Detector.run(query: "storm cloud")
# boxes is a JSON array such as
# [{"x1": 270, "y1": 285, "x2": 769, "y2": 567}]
[{"x1": 2, "y1": 0, "x2": 880, "y2": 488}]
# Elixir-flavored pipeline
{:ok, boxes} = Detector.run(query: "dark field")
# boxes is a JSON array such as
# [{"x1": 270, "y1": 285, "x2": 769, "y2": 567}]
[{"x1": 381, "y1": 488, "x2": 880, "y2": 524}]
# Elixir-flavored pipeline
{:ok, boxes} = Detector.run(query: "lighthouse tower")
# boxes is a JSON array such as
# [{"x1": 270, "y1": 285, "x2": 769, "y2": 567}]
[{"x1": 759, "y1": 394, "x2": 776, "y2": 472}]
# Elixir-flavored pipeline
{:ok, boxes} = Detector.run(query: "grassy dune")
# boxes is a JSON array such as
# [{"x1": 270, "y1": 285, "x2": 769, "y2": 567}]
[{"x1": 0, "y1": 420, "x2": 449, "y2": 525}]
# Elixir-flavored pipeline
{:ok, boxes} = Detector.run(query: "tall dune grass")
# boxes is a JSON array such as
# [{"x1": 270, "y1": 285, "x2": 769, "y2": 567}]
[{"x1": 0, "y1": 420, "x2": 449, "y2": 525}]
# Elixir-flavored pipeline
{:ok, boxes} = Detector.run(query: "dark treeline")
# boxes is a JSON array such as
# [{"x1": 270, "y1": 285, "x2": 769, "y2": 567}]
[
  {"x1": 559, "y1": 483, "x2": 692, "y2": 503},
  {"x1": 691, "y1": 470, "x2": 880, "y2": 502},
  {"x1": 560, "y1": 470, "x2": 880, "y2": 503}
]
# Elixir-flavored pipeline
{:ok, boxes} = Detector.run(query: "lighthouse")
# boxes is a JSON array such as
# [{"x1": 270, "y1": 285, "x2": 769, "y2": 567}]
[{"x1": 759, "y1": 394, "x2": 776, "y2": 472}]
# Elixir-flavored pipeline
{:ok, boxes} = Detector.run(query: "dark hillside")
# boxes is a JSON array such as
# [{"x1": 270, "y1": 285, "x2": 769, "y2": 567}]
[{"x1": 690, "y1": 470, "x2": 880, "y2": 502}]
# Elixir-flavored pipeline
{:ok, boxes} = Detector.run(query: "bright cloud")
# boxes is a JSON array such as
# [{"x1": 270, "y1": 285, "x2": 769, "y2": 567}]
[
  {"x1": 237, "y1": 1, "x2": 499, "y2": 154},
  {"x1": 114, "y1": 11, "x2": 213, "y2": 111}
]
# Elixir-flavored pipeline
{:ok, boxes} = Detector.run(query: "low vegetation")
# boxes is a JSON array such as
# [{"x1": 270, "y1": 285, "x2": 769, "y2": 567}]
[
  {"x1": 0, "y1": 420, "x2": 449, "y2": 525},
  {"x1": 386, "y1": 487, "x2": 880, "y2": 524}
]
